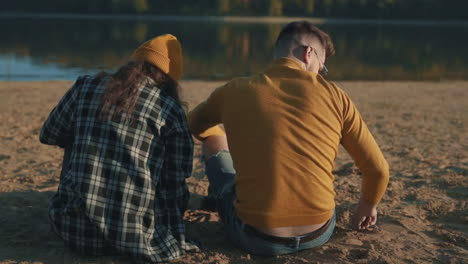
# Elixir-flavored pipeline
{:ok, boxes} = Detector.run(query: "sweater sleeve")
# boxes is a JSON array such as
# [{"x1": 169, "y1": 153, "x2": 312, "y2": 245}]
[
  {"x1": 339, "y1": 88, "x2": 390, "y2": 205},
  {"x1": 188, "y1": 84, "x2": 226, "y2": 139}
]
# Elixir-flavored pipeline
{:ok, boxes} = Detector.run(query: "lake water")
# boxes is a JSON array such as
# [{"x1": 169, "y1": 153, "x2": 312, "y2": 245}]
[{"x1": 1, "y1": 15, "x2": 468, "y2": 81}]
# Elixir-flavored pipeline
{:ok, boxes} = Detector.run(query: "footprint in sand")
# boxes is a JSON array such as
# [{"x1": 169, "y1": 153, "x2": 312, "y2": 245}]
[
  {"x1": 348, "y1": 248, "x2": 369, "y2": 260},
  {"x1": 345, "y1": 238, "x2": 364, "y2": 246},
  {"x1": 380, "y1": 223, "x2": 406, "y2": 233}
]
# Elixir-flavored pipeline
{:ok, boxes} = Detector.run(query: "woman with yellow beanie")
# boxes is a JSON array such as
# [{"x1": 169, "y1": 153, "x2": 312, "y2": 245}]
[{"x1": 39, "y1": 34, "x2": 199, "y2": 262}]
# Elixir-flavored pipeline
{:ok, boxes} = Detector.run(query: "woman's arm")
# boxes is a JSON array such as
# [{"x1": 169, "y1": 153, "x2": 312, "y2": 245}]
[{"x1": 40, "y1": 79, "x2": 80, "y2": 147}]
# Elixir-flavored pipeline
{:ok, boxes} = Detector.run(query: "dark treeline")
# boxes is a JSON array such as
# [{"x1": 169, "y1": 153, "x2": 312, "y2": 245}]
[{"x1": 2, "y1": 0, "x2": 468, "y2": 20}]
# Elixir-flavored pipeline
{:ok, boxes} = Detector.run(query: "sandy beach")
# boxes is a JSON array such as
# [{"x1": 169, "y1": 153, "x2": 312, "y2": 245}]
[{"x1": 0, "y1": 80, "x2": 467, "y2": 264}]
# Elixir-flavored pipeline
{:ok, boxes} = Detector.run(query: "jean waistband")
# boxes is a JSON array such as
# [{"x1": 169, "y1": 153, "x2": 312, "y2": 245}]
[{"x1": 242, "y1": 219, "x2": 331, "y2": 247}]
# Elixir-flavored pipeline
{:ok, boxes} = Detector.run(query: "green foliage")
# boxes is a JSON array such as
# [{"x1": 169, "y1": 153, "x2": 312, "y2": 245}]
[
  {"x1": 218, "y1": 0, "x2": 231, "y2": 14},
  {"x1": 305, "y1": 0, "x2": 315, "y2": 14},
  {"x1": 133, "y1": 0, "x2": 148, "y2": 13},
  {"x1": 269, "y1": 0, "x2": 283, "y2": 16}
]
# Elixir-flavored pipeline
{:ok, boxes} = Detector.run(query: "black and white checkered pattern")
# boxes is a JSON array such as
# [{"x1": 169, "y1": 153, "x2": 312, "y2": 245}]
[{"x1": 40, "y1": 75, "x2": 198, "y2": 262}]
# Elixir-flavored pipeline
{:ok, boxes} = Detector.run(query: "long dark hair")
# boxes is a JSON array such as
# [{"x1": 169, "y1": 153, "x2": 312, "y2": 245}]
[{"x1": 98, "y1": 61, "x2": 185, "y2": 117}]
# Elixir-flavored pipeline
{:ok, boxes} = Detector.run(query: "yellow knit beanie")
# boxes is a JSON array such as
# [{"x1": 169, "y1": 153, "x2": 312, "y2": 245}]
[{"x1": 131, "y1": 34, "x2": 183, "y2": 81}]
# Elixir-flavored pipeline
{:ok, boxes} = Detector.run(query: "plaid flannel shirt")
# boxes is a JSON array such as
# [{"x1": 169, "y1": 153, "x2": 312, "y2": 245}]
[{"x1": 40, "y1": 75, "x2": 198, "y2": 263}]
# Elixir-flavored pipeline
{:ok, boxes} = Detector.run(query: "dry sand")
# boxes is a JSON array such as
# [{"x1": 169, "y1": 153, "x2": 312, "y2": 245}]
[{"x1": 0, "y1": 80, "x2": 467, "y2": 264}]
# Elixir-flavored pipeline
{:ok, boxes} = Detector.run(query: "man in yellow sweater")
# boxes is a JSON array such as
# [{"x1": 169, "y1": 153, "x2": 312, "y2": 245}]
[{"x1": 188, "y1": 21, "x2": 389, "y2": 255}]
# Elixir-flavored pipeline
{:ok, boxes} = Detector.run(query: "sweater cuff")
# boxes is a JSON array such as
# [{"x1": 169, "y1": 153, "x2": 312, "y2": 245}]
[{"x1": 198, "y1": 125, "x2": 225, "y2": 139}]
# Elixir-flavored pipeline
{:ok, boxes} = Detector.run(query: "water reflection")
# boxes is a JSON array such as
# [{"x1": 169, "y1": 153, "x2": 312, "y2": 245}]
[{"x1": 1, "y1": 16, "x2": 467, "y2": 80}]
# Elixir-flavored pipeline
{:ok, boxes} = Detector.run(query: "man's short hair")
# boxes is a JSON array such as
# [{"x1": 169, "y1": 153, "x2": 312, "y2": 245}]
[{"x1": 275, "y1": 21, "x2": 335, "y2": 58}]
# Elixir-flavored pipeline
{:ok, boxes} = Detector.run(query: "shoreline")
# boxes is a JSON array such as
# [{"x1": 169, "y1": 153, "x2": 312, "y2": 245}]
[{"x1": 1, "y1": 12, "x2": 468, "y2": 26}]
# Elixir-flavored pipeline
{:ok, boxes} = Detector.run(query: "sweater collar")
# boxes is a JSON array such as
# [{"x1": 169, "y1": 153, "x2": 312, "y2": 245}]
[
  {"x1": 267, "y1": 57, "x2": 324, "y2": 81},
  {"x1": 269, "y1": 57, "x2": 305, "y2": 71}
]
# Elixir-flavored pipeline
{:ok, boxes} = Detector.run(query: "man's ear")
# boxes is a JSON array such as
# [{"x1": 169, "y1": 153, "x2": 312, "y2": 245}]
[{"x1": 303, "y1": 46, "x2": 312, "y2": 67}]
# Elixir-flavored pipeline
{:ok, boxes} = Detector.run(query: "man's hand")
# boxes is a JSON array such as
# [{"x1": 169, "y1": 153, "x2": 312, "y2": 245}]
[{"x1": 353, "y1": 199, "x2": 378, "y2": 231}]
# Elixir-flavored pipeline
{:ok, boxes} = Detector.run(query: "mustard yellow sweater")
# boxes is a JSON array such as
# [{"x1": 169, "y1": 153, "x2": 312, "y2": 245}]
[{"x1": 188, "y1": 58, "x2": 389, "y2": 228}]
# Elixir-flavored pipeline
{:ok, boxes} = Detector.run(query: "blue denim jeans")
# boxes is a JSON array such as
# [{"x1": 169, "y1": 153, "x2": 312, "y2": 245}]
[{"x1": 205, "y1": 150, "x2": 336, "y2": 256}]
